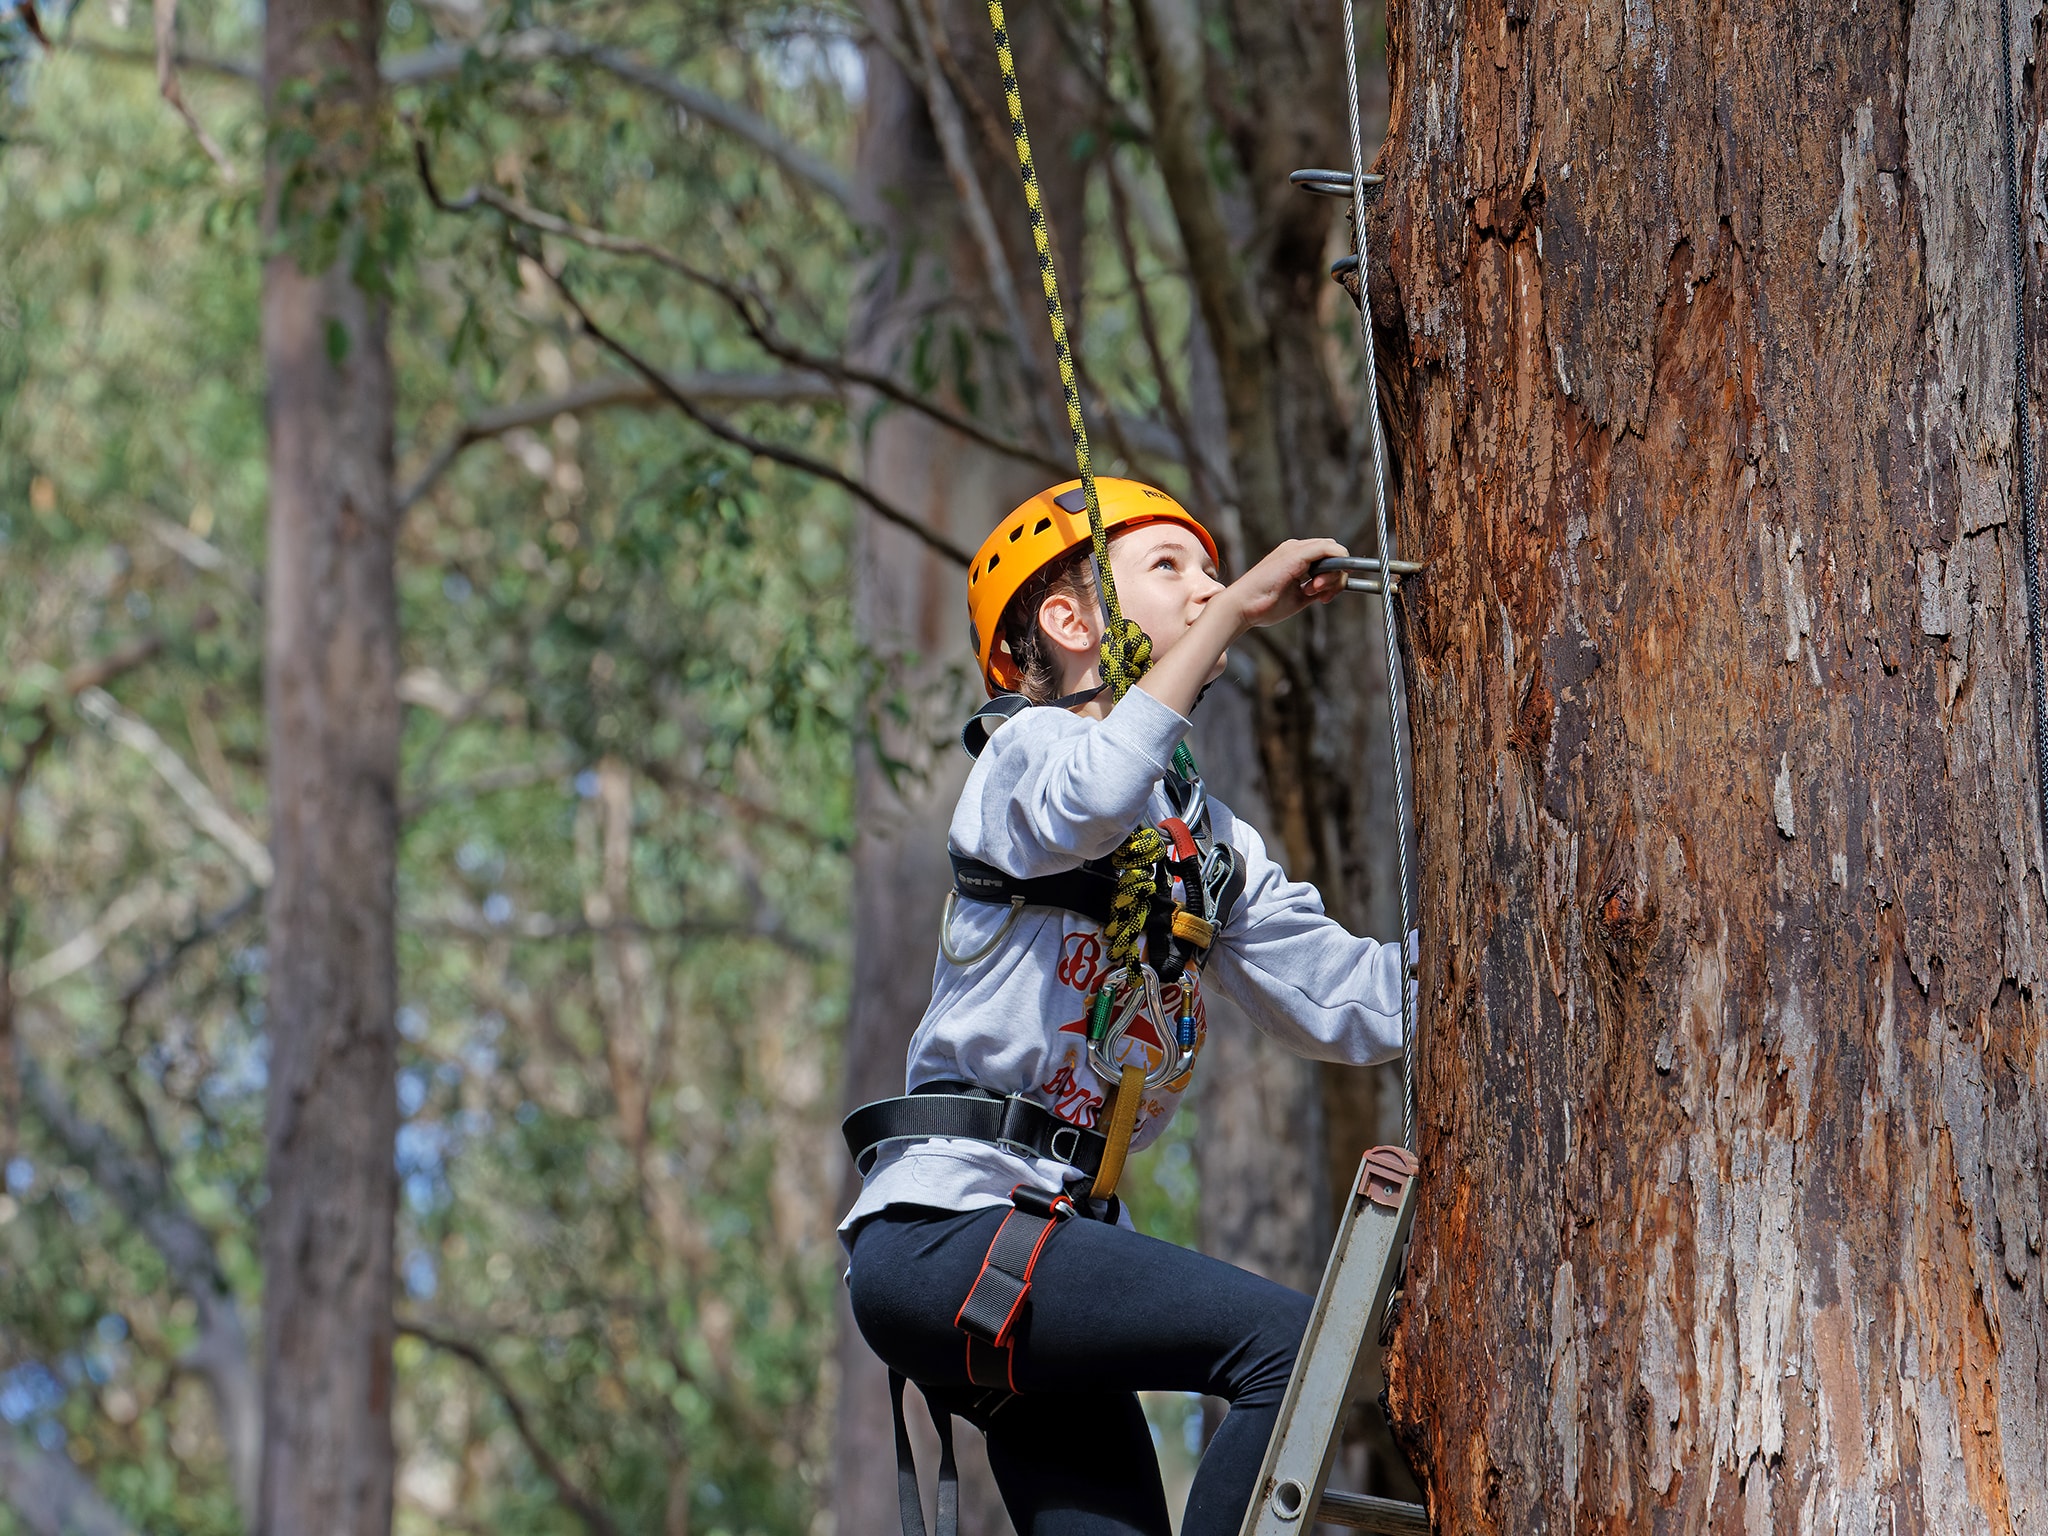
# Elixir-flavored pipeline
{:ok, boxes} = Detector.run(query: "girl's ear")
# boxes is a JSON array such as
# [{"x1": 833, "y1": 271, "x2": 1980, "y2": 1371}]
[{"x1": 1037, "y1": 587, "x2": 1097, "y2": 658}]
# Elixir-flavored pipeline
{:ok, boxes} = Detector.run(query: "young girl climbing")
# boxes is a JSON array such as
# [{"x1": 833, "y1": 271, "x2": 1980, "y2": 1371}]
[{"x1": 841, "y1": 477, "x2": 1412, "y2": 1536}]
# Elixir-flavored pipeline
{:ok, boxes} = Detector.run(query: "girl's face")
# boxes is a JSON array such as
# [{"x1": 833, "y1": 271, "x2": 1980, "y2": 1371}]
[{"x1": 1106, "y1": 522, "x2": 1227, "y2": 680}]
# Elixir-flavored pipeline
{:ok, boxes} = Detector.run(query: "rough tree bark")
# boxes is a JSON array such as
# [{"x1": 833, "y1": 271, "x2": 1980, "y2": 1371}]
[
  {"x1": 257, "y1": 1, "x2": 401, "y2": 1532},
  {"x1": 1372, "y1": 0, "x2": 2048, "y2": 1529}
]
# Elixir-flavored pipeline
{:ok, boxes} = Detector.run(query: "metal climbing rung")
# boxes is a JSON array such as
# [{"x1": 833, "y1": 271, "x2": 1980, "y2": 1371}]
[
  {"x1": 1239, "y1": 1147, "x2": 1428, "y2": 1536},
  {"x1": 1288, "y1": 168, "x2": 1386, "y2": 198},
  {"x1": 1310, "y1": 556, "x2": 1425, "y2": 597}
]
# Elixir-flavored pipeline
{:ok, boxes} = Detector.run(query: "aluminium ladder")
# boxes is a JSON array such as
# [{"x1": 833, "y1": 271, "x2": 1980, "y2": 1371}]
[{"x1": 1238, "y1": 1147, "x2": 1429, "y2": 1536}]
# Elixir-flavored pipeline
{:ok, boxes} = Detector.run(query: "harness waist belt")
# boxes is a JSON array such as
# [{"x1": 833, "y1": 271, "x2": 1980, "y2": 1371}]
[{"x1": 842, "y1": 1084, "x2": 1107, "y2": 1182}]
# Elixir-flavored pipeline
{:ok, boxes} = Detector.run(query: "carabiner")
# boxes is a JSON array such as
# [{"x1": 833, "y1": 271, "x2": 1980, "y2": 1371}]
[
  {"x1": 1087, "y1": 964, "x2": 1192, "y2": 1092},
  {"x1": 939, "y1": 891, "x2": 1025, "y2": 967}
]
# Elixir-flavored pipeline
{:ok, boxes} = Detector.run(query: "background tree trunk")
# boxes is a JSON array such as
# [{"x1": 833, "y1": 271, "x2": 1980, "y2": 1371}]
[
  {"x1": 832, "y1": 10, "x2": 1086, "y2": 1534},
  {"x1": 1375, "y1": 0, "x2": 2048, "y2": 1528},
  {"x1": 258, "y1": 2, "x2": 401, "y2": 1532},
  {"x1": 1127, "y1": 0, "x2": 1415, "y2": 1497}
]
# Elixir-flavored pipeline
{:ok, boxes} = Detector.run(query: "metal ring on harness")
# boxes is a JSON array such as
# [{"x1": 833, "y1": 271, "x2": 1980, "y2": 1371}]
[
  {"x1": 939, "y1": 890, "x2": 1025, "y2": 966},
  {"x1": 1087, "y1": 964, "x2": 1189, "y2": 1092}
]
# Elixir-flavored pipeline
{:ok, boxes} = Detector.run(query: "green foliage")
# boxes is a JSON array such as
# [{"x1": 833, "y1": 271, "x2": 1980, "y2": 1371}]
[
  {"x1": 0, "y1": 4, "x2": 878, "y2": 1531},
  {"x1": 0, "y1": 0, "x2": 1223, "y2": 1529}
]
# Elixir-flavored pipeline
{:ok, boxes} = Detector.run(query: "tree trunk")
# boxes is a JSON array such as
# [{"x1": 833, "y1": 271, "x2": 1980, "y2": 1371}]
[
  {"x1": 257, "y1": 2, "x2": 400, "y2": 1532},
  {"x1": 1374, "y1": 0, "x2": 2048, "y2": 1528}
]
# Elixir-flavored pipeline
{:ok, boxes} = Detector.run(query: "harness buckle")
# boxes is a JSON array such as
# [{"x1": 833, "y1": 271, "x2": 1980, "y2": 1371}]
[
  {"x1": 1009, "y1": 1184, "x2": 1074, "y2": 1221},
  {"x1": 1045, "y1": 1125, "x2": 1082, "y2": 1165}
]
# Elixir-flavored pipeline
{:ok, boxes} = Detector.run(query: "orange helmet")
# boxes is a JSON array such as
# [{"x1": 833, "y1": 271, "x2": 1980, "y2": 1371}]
[{"x1": 968, "y1": 478, "x2": 1218, "y2": 696}]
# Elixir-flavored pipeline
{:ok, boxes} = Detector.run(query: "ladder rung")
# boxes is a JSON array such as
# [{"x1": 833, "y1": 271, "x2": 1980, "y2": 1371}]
[{"x1": 1314, "y1": 1489, "x2": 1430, "y2": 1534}]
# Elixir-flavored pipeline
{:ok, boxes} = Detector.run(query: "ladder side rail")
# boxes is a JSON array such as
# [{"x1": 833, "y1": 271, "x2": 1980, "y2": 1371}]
[{"x1": 1240, "y1": 1155, "x2": 1419, "y2": 1536}]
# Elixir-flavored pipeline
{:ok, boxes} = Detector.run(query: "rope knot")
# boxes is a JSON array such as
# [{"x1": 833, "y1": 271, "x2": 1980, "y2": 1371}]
[
  {"x1": 1099, "y1": 617, "x2": 1153, "y2": 701},
  {"x1": 1103, "y1": 824, "x2": 1167, "y2": 972}
]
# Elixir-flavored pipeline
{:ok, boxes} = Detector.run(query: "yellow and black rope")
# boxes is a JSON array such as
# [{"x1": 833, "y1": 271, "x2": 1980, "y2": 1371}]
[
  {"x1": 985, "y1": 0, "x2": 1175, "y2": 1195},
  {"x1": 983, "y1": 0, "x2": 1153, "y2": 705}
]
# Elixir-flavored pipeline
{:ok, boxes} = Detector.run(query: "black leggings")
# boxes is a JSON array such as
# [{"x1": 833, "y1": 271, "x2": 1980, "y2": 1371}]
[{"x1": 848, "y1": 1204, "x2": 1310, "y2": 1536}]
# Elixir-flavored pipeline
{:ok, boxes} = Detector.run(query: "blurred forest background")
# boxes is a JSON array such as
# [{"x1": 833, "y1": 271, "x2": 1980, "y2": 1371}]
[{"x1": 0, "y1": 1, "x2": 1393, "y2": 1532}]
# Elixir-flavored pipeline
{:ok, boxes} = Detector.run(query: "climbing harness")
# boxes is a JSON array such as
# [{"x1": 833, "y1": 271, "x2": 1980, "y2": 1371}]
[
  {"x1": 844, "y1": 1083, "x2": 1111, "y2": 1186},
  {"x1": 850, "y1": 726, "x2": 1249, "y2": 1186},
  {"x1": 1999, "y1": 0, "x2": 2048, "y2": 867}
]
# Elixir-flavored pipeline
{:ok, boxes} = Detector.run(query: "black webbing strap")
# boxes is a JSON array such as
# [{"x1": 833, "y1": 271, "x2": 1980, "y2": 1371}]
[
  {"x1": 949, "y1": 850, "x2": 1121, "y2": 925},
  {"x1": 890, "y1": 1371, "x2": 959, "y2": 1536},
  {"x1": 960, "y1": 687, "x2": 1106, "y2": 758},
  {"x1": 842, "y1": 1085, "x2": 1108, "y2": 1181},
  {"x1": 954, "y1": 1187, "x2": 1073, "y2": 1392}
]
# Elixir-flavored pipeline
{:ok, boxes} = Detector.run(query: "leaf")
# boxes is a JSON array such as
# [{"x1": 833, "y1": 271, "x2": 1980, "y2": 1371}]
[{"x1": 325, "y1": 316, "x2": 351, "y2": 365}]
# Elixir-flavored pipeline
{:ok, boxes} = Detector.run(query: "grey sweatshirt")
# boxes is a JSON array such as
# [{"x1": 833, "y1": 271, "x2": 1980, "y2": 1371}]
[{"x1": 839, "y1": 687, "x2": 1408, "y2": 1241}]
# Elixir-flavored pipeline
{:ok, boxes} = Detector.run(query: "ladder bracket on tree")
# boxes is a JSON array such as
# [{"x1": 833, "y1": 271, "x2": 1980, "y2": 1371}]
[{"x1": 1240, "y1": 1147, "x2": 1429, "y2": 1536}]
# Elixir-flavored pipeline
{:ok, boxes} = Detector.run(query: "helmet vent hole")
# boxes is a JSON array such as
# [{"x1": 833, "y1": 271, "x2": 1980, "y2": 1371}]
[
  {"x1": 987, "y1": 552, "x2": 1000, "y2": 570},
  {"x1": 1033, "y1": 517, "x2": 1052, "y2": 534},
  {"x1": 1009, "y1": 525, "x2": 1024, "y2": 542}
]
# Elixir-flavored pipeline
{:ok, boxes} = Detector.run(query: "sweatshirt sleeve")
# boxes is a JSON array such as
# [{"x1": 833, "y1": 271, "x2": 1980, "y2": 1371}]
[
  {"x1": 1201, "y1": 809, "x2": 1408, "y2": 1065},
  {"x1": 948, "y1": 690, "x2": 1192, "y2": 876}
]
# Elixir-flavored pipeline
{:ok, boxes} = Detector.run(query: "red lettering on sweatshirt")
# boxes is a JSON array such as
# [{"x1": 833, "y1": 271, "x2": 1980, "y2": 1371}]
[
  {"x1": 1039, "y1": 1059, "x2": 1105, "y2": 1129},
  {"x1": 1057, "y1": 931, "x2": 1104, "y2": 994}
]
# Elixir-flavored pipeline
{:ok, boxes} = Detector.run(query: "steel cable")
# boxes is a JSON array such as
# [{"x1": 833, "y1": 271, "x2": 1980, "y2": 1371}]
[
  {"x1": 1999, "y1": 0, "x2": 2048, "y2": 888},
  {"x1": 1340, "y1": 0, "x2": 1419, "y2": 1153}
]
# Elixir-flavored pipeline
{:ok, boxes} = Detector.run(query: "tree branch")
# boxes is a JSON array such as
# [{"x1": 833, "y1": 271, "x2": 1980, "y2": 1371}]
[
  {"x1": 9, "y1": 881, "x2": 167, "y2": 999},
  {"x1": 1, "y1": 620, "x2": 217, "y2": 1148},
  {"x1": 0, "y1": 1433, "x2": 140, "y2": 1536},
  {"x1": 412, "y1": 908, "x2": 831, "y2": 965},
  {"x1": 401, "y1": 758, "x2": 573, "y2": 821},
  {"x1": 633, "y1": 754, "x2": 846, "y2": 851},
  {"x1": 397, "y1": 371, "x2": 834, "y2": 512},
  {"x1": 61, "y1": 37, "x2": 258, "y2": 82},
  {"x1": 17, "y1": 1046, "x2": 260, "y2": 1516},
  {"x1": 68, "y1": 29, "x2": 867, "y2": 219},
  {"x1": 411, "y1": 147, "x2": 1069, "y2": 479},
  {"x1": 75, "y1": 687, "x2": 274, "y2": 887},
  {"x1": 396, "y1": 1320, "x2": 623, "y2": 1536},
  {"x1": 1127, "y1": 0, "x2": 1279, "y2": 519},
  {"x1": 150, "y1": 0, "x2": 235, "y2": 178},
  {"x1": 118, "y1": 887, "x2": 259, "y2": 1013},
  {"x1": 1105, "y1": 154, "x2": 1225, "y2": 523},
  {"x1": 542, "y1": 269, "x2": 973, "y2": 566},
  {"x1": 388, "y1": 29, "x2": 877, "y2": 226}
]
